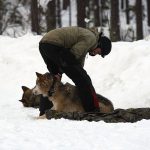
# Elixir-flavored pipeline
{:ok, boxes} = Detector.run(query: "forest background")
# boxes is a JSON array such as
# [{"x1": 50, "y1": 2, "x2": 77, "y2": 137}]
[{"x1": 0, "y1": 0, "x2": 150, "y2": 41}]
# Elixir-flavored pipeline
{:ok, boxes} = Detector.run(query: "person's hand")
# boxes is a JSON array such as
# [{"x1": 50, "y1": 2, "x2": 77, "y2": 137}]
[{"x1": 54, "y1": 73, "x2": 62, "y2": 81}]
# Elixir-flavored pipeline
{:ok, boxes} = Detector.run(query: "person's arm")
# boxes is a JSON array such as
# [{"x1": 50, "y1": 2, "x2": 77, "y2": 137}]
[
  {"x1": 47, "y1": 61, "x2": 62, "y2": 80},
  {"x1": 70, "y1": 40, "x2": 91, "y2": 60},
  {"x1": 59, "y1": 37, "x2": 96, "y2": 67},
  {"x1": 78, "y1": 57, "x2": 85, "y2": 67},
  {"x1": 70, "y1": 37, "x2": 97, "y2": 67}
]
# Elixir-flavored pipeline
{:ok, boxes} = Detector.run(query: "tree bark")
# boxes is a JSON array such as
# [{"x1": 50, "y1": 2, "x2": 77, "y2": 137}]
[
  {"x1": 0, "y1": 0, "x2": 3, "y2": 34},
  {"x1": 125, "y1": 0, "x2": 130, "y2": 24},
  {"x1": 110, "y1": 0, "x2": 120, "y2": 41},
  {"x1": 56, "y1": 0, "x2": 62, "y2": 28},
  {"x1": 136, "y1": 0, "x2": 143, "y2": 40},
  {"x1": 68, "y1": 0, "x2": 71, "y2": 26},
  {"x1": 121, "y1": 0, "x2": 124, "y2": 9},
  {"x1": 31, "y1": 0, "x2": 40, "y2": 34},
  {"x1": 147, "y1": 0, "x2": 150, "y2": 26},
  {"x1": 46, "y1": 0, "x2": 56, "y2": 31},
  {"x1": 94, "y1": 0, "x2": 101, "y2": 27},
  {"x1": 63, "y1": 0, "x2": 70, "y2": 10},
  {"x1": 77, "y1": 0, "x2": 86, "y2": 27}
]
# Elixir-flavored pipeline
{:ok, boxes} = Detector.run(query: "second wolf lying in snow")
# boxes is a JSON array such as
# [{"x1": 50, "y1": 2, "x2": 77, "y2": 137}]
[{"x1": 33, "y1": 72, "x2": 114, "y2": 115}]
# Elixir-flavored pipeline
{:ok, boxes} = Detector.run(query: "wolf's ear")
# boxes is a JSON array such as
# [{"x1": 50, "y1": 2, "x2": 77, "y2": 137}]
[
  {"x1": 22, "y1": 86, "x2": 29, "y2": 92},
  {"x1": 36, "y1": 72, "x2": 42, "y2": 78}
]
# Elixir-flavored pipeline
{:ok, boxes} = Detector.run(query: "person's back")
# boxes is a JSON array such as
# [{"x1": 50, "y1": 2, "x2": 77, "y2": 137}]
[
  {"x1": 40, "y1": 26, "x2": 99, "y2": 67},
  {"x1": 40, "y1": 26, "x2": 99, "y2": 49}
]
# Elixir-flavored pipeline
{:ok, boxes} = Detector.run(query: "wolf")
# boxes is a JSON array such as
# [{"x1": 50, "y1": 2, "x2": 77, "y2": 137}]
[
  {"x1": 19, "y1": 86, "x2": 40, "y2": 108},
  {"x1": 33, "y1": 72, "x2": 114, "y2": 113}
]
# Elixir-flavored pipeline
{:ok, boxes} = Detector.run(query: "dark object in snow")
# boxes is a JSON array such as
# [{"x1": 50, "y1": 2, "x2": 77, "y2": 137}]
[{"x1": 45, "y1": 108, "x2": 150, "y2": 123}]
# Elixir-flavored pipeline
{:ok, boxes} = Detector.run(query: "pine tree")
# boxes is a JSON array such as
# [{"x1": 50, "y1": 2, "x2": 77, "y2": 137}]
[
  {"x1": 125, "y1": 0, "x2": 130, "y2": 24},
  {"x1": 77, "y1": 0, "x2": 86, "y2": 27},
  {"x1": 63, "y1": 0, "x2": 70, "y2": 10},
  {"x1": 46, "y1": 0, "x2": 56, "y2": 31},
  {"x1": 110, "y1": 0, "x2": 120, "y2": 41},
  {"x1": 56, "y1": 0, "x2": 62, "y2": 28},
  {"x1": 147, "y1": 0, "x2": 150, "y2": 26},
  {"x1": 0, "y1": 0, "x2": 3, "y2": 34},
  {"x1": 121, "y1": 0, "x2": 124, "y2": 9},
  {"x1": 93, "y1": 0, "x2": 101, "y2": 27},
  {"x1": 31, "y1": 0, "x2": 40, "y2": 34},
  {"x1": 136, "y1": 0, "x2": 143, "y2": 40}
]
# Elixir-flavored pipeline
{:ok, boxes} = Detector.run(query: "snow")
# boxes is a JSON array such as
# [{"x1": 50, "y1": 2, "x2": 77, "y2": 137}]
[{"x1": 0, "y1": 34, "x2": 150, "y2": 150}]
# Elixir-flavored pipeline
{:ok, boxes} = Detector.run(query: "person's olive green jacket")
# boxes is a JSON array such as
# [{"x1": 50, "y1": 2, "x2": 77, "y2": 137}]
[{"x1": 40, "y1": 26, "x2": 99, "y2": 67}]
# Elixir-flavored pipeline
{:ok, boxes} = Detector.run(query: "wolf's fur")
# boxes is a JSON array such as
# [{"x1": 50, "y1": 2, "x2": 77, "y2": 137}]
[
  {"x1": 33, "y1": 72, "x2": 114, "y2": 113},
  {"x1": 19, "y1": 86, "x2": 40, "y2": 108}
]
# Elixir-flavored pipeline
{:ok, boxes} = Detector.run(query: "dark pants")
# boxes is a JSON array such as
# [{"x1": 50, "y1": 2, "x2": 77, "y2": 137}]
[
  {"x1": 39, "y1": 43, "x2": 99, "y2": 114},
  {"x1": 39, "y1": 95, "x2": 53, "y2": 116}
]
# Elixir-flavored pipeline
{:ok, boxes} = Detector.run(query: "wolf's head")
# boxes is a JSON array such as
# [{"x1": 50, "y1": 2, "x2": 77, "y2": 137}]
[
  {"x1": 19, "y1": 86, "x2": 40, "y2": 108},
  {"x1": 33, "y1": 72, "x2": 54, "y2": 97}
]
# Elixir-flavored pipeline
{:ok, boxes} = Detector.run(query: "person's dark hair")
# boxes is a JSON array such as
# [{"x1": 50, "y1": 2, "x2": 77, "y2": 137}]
[{"x1": 98, "y1": 32, "x2": 112, "y2": 58}]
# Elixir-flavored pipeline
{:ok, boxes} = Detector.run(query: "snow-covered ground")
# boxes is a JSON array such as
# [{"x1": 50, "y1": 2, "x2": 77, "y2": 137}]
[{"x1": 0, "y1": 34, "x2": 150, "y2": 150}]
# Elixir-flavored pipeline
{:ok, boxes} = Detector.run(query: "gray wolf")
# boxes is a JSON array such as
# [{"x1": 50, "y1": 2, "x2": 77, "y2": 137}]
[
  {"x1": 33, "y1": 72, "x2": 114, "y2": 113},
  {"x1": 19, "y1": 86, "x2": 40, "y2": 108}
]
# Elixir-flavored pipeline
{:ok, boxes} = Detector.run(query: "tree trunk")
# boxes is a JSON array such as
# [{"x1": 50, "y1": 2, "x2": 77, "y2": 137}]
[
  {"x1": 125, "y1": 0, "x2": 130, "y2": 24},
  {"x1": 46, "y1": 0, "x2": 56, "y2": 31},
  {"x1": 31, "y1": 0, "x2": 40, "y2": 34},
  {"x1": 110, "y1": 0, "x2": 120, "y2": 41},
  {"x1": 94, "y1": 0, "x2": 101, "y2": 27},
  {"x1": 56, "y1": 0, "x2": 62, "y2": 28},
  {"x1": 68, "y1": 0, "x2": 71, "y2": 26},
  {"x1": 85, "y1": 0, "x2": 90, "y2": 20},
  {"x1": 63, "y1": 0, "x2": 70, "y2": 10},
  {"x1": 101, "y1": 0, "x2": 110, "y2": 27},
  {"x1": 0, "y1": 0, "x2": 3, "y2": 34},
  {"x1": 136, "y1": 0, "x2": 143, "y2": 40},
  {"x1": 147, "y1": 0, "x2": 150, "y2": 26},
  {"x1": 77, "y1": 0, "x2": 86, "y2": 27},
  {"x1": 121, "y1": 0, "x2": 124, "y2": 9}
]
